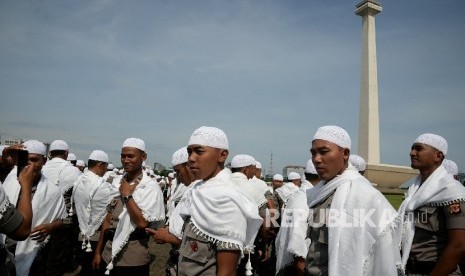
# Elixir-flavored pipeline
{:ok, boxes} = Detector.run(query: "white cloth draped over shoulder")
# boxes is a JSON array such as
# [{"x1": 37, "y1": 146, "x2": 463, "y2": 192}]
[
  {"x1": 275, "y1": 182, "x2": 299, "y2": 207},
  {"x1": 276, "y1": 169, "x2": 400, "y2": 275},
  {"x1": 275, "y1": 189, "x2": 309, "y2": 272},
  {"x1": 250, "y1": 176, "x2": 273, "y2": 195},
  {"x1": 2, "y1": 167, "x2": 67, "y2": 276},
  {"x1": 304, "y1": 169, "x2": 401, "y2": 276},
  {"x1": 105, "y1": 173, "x2": 165, "y2": 274},
  {"x1": 42, "y1": 157, "x2": 81, "y2": 194},
  {"x1": 72, "y1": 171, "x2": 119, "y2": 244},
  {"x1": 231, "y1": 172, "x2": 267, "y2": 209},
  {"x1": 166, "y1": 180, "x2": 188, "y2": 219},
  {"x1": 179, "y1": 169, "x2": 263, "y2": 254},
  {"x1": 168, "y1": 181, "x2": 199, "y2": 240},
  {"x1": 397, "y1": 165, "x2": 465, "y2": 268}
]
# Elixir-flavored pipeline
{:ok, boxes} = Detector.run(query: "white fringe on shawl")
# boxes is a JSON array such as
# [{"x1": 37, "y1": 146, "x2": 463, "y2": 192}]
[
  {"x1": 72, "y1": 171, "x2": 119, "y2": 251},
  {"x1": 397, "y1": 165, "x2": 465, "y2": 268},
  {"x1": 105, "y1": 173, "x2": 165, "y2": 275},
  {"x1": 2, "y1": 168, "x2": 67, "y2": 276}
]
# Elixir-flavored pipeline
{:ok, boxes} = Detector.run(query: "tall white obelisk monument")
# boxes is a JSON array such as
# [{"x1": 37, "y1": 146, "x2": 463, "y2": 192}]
[{"x1": 356, "y1": 0, "x2": 382, "y2": 164}]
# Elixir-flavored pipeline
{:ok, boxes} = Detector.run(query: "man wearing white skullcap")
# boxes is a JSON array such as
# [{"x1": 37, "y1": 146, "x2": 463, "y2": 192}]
[
  {"x1": 177, "y1": 126, "x2": 262, "y2": 276},
  {"x1": 147, "y1": 146, "x2": 200, "y2": 276},
  {"x1": 304, "y1": 159, "x2": 319, "y2": 186},
  {"x1": 103, "y1": 163, "x2": 117, "y2": 183},
  {"x1": 443, "y1": 159, "x2": 459, "y2": 180},
  {"x1": 94, "y1": 138, "x2": 164, "y2": 276},
  {"x1": 349, "y1": 154, "x2": 367, "y2": 175},
  {"x1": 276, "y1": 125, "x2": 400, "y2": 275},
  {"x1": 72, "y1": 150, "x2": 118, "y2": 275},
  {"x1": 230, "y1": 154, "x2": 268, "y2": 275},
  {"x1": 248, "y1": 159, "x2": 278, "y2": 275},
  {"x1": 41, "y1": 139, "x2": 81, "y2": 274},
  {"x1": 0, "y1": 143, "x2": 36, "y2": 272},
  {"x1": 272, "y1": 174, "x2": 284, "y2": 190},
  {"x1": 2, "y1": 140, "x2": 67, "y2": 275},
  {"x1": 76, "y1": 160, "x2": 86, "y2": 172},
  {"x1": 67, "y1": 153, "x2": 78, "y2": 166},
  {"x1": 397, "y1": 133, "x2": 465, "y2": 275}
]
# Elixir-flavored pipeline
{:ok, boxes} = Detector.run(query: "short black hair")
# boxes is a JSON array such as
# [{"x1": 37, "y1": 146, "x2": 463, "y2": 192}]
[{"x1": 88, "y1": 159, "x2": 105, "y2": 169}]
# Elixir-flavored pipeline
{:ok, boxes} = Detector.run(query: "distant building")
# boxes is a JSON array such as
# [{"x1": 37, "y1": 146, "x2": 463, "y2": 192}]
[
  {"x1": 283, "y1": 165, "x2": 305, "y2": 180},
  {"x1": 153, "y1": 162, "x2": 165, "y2": 172},
  {"x1": 1, "y1": 137, "x2": 24, "y2": 146}
]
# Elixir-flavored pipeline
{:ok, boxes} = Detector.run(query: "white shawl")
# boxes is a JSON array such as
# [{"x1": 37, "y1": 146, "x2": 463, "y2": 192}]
[
  {"x1": 306, "y1": 169, "x2": 400, "y2": 276},
  {"x1": 166, "y1": 181, "x2": 188, "y2": 218},
  {"x1": 231, "y1": 172, "x2": 267, "y2": 209},
  {"x1": 397, "y1": 165, "x2": 465, "y2": 268},
  {"x1": 250, "y1": 176, "x2": 273, "y2": 196},
  {"x1": 2, "y1": 168, "x2": 67, "y2": 276},
  {"x1": 275, "y1": 189, "x2": 310, "y2": 272},
  {"x1": 275, "y1": 182, "x2": 299, "y2": 207},
  {"x1": 42, "y1": 158, "x2": 81, "y2": 194},
  {"x1": 72, "y1": 171, "x2": 119, "y2": 250},
  {"x1": 168, "y1": 181, "x2": 199, "y2": 239},
  {"x1": 105, "y1": 173, "x2": 165, "y2": 274},
  {"x1": 179, "y1": 169, "x2": 263, "y2": 253}
]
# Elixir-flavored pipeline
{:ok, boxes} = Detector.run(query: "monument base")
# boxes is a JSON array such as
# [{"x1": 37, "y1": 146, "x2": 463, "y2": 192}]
[{"x1": 364, "y1": 163, "x2": 417, "y2": 194}]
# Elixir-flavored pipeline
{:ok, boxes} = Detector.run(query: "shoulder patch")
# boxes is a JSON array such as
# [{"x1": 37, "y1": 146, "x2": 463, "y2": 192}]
[{"x1": 449, "y1": 203, "x2": 462, "y2": 215}]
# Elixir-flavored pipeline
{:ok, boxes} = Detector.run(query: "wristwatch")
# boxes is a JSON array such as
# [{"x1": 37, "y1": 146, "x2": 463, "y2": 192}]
[{"x1": 121, "y1": 194, "x2": 133, "y2": 204}]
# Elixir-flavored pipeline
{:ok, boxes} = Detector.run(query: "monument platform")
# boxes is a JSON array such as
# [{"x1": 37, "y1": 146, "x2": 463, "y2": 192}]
[{"x1": 364, "y1": 163, "x2": 418, "y2": 194}]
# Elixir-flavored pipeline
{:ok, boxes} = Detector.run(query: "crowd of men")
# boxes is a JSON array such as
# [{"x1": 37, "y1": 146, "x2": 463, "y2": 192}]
[{"x1": 0, "y1": 125, "x2": 464, "y2": 276}]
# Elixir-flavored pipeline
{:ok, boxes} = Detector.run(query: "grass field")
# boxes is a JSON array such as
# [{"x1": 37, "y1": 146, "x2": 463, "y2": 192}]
[{"x1": 384, "y1": 193, "x2": 404, "y2": 210}]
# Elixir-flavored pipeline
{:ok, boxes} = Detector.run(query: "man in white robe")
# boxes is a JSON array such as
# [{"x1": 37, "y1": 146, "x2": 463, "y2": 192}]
[
  {"x1": 72, "y1": 150, "x2": 119, "y2": 275},
  {"x1": 2, "y1": 140, "x2": 67, "y2": 276}
]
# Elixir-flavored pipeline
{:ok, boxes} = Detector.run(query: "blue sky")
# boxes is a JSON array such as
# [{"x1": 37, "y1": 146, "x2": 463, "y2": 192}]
[{"x1": 1, "y1": 0, "x2": 464, "y2": 174}]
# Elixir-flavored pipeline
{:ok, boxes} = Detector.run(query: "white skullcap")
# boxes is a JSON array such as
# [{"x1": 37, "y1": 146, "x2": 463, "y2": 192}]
[
  {"x1": 89, "y1": 150, "x2": 109, "y2": 163},
  {"x1": 76, "y1": 160, "x2": 85, "y2": 167},
  {"x1": 231, "y1": 154, "x2": 256, "y2": 168},
  {"x1": 67, "y1": 153, "x2": 77, "y2": 161},
  {"x1": 122, "y1": 138, "x2": 145, "y2": 152},
  {"x1": 305, "y1": 159, "x2": 317, "y2": 174},
  {"x1": 414, "y1": 133, "x2": 448, "y2": 156},
  {"x1": 0, "y1": 145, "x2": 8, "y2": 156},
  {"x1": 288, "y1": 172, "x2": 301, "y2": 181},
  {"x1": 113, "y1": 168, "x2": 119, "y2": 173},
  {"x1": 188, "y1": 126, "x2": 229, "y2": 150},
  {"x1": 255, "y1": 161, "x2": 262, "y2": 169},
  {"x1": 172, "y1": 146, "x2": 188, "y2": 166},
  {"x1": 349, "y1": 154, "x2": 367, "y2": 172},
  {"x1": 273, "y1": 174, "x2": 284, "y2": 181},
  {"x1": 442, "y1": 159, "x2": 458, "y2": 176},
  {"x1": 107, "y1": 163, "x2": 114, "y2": 170},
  {"x1": 50, "y1": 140, "x2": 69, "y2": 151},
  {"x1": 313, "y1": 125, "x2": 351, "y2": 150},
  {"x1": 23, "y1": 140, "x2": 46, "y2": 156},
  {"x1": 168, "y1": 172, "x2": 175, "y2": 178}
]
